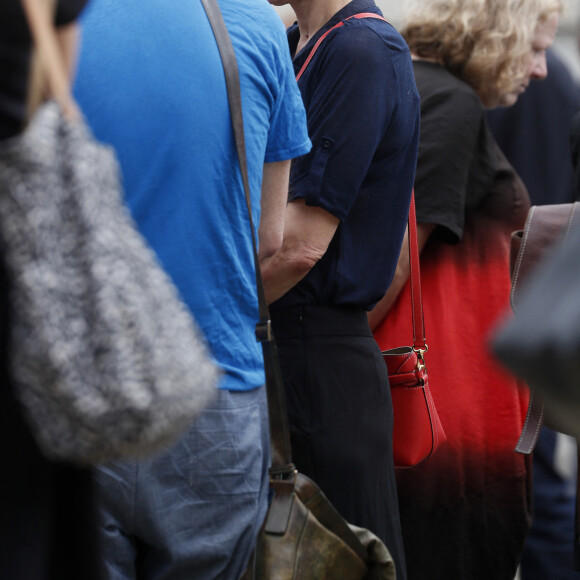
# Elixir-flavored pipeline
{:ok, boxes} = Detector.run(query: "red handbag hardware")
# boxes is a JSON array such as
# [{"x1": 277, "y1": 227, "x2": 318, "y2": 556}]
[
  {"x1": 382, "y1": 194, "x2": 447, "y2": 467},
  {"x1": 296, "y1": 13, "x2": 446, "y2": 468}
]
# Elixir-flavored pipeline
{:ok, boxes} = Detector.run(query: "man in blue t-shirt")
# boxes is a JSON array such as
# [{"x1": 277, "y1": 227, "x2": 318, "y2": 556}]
[{"x1": 74, "y1": 1, "x2": 310, "y2": 578}]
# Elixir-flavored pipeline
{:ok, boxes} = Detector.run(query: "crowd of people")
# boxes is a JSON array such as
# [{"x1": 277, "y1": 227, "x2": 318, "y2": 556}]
[{"x1": 0, "y1": 0, "x2": 577, "y2": 579}]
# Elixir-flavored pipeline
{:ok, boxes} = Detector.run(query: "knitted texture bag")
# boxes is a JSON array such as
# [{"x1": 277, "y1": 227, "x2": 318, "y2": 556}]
[{"x1": 0, "y1": 100, "x2": 220, "y2": 464}]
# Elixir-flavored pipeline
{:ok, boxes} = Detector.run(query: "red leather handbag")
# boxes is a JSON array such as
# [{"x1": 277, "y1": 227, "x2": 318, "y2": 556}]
[{"x1": 382, "y1": 195, "x2": 446, "y2": 467}]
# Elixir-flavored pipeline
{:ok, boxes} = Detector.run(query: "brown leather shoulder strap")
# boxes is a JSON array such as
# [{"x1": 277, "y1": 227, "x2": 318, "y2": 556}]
[
  {"x1": 512, "y1": 202, "x2": 580, "y2": 454},
  {"x1": 200, "y1": 0, "x2": 294, "y2": 474}
]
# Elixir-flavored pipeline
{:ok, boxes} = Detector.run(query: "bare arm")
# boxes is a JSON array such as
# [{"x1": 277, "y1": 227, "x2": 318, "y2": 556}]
[
  {"x1": 56, "y1": 22, "x2": 80, "y2": 80},
  {"x1": 260, "y1": 198, "x2": 340, "y2": 305},
  {"x1": 26, "y1": 21, "x2": 81, "y2": 121},
  {"x1": 258, "y1": 160, "x2": 291, "y2": 262},
  {"x1": 367, "y1": 222, "x2": 436, "y2": 331}
]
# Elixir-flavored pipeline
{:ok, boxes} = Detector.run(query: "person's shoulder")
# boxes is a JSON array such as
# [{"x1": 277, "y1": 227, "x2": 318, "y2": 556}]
[
  {"x1": 325, "y1": 16, "x2": 412, "y2": 76},
  {"x1": 415, "y1": 61, "x2": 483, "y2": 117},
  {"x1": 222, "y1": 0, "x2": 285, "y2": 30},
  {"x1": 221, "y1": 0, "x2": 288, "y2": 56},
  {"x1": 334, "y1": 15, "x2": 410, "y2": 56}
]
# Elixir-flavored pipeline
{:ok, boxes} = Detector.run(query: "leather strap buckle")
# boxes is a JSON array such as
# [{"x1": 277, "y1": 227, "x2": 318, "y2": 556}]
[
  {"x1": 413, "y1": 345, "x2": 428, "y2": 372},
  {"x1": 255, "y1": 320, "x2": 272, "y2": 343},
  {"x1": 269, "y1": 463, "x2": 297, "y2": 480}
]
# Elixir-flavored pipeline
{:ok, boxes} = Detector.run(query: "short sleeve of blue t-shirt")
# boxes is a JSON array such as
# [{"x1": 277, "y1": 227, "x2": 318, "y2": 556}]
[{"x1": 264, "y1": 19, "x2": 312, "y2": 163}]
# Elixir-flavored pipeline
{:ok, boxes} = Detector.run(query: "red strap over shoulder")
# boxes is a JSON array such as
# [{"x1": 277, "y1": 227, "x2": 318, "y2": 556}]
[
  {"x1": 294, "y1": 12, "x2": 425, "y2": 353},
  {"x1": 295, "y1": 12, "x2": 387, "y2": 81}
]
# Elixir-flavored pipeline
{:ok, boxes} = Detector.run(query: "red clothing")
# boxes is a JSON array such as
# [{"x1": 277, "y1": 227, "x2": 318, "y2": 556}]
[{"x1": 373, "y1": 61, "x2": 532, "y2": 579}]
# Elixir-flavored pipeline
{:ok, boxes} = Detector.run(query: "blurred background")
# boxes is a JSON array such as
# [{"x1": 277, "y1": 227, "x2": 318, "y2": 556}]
[{"x1": 273, "y1": 0, "x2": 580, "y2": 80}]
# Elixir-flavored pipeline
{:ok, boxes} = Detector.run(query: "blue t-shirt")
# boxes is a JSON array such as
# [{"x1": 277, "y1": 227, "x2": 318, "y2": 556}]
[
  {"x1": 74, "y1": 0, "x2": 311, "y2": 391},
  {"x1": 272, "y1": 0, "x2": 420, "y2": 311}
]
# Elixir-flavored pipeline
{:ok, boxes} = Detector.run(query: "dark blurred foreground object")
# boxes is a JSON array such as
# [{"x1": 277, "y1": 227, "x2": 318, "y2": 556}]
[
  {"x1": 493, "y1": 209, "x2": 580, "y2": 572},
  {"x1": 0, "y1": 0, "x2": 102, "y2": 578},
  {"x1": 493, "y1": 207, "x2": 580, "y2": 438},
  {"x1": 495, "y1": 102, "x2": 580, "y2": 436},
  {"x1": 488, "y1": 48, "x2": 580, "y2": 580},
  {"x1": 507, "y1": 203, "x2": 580, "y2": 450}
]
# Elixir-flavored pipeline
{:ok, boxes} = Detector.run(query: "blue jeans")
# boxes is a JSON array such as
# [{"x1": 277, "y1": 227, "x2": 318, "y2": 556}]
[{"x1": 95, "y1": 385, "x2": 269, "y2": 580}]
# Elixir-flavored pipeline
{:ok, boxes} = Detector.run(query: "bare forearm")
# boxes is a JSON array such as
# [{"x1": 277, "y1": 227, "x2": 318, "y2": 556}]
[
  {"x1": 367, "y1": 265, "x2": 409, "y2": 331},
  {"x1": 260, "y1": 198, "x2": 339, "y2": 305},
  {"x1": 258, "y1": 160, "x2": 291, "y2": 262},
  {"x1": 260, "y1": 249, "x2": 315, "y2": 305},
  {"x1": 56, "y1": 22, "x2": 80, "y2": 80}
]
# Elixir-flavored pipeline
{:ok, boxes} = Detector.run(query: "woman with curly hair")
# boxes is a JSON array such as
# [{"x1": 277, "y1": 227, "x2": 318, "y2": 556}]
[{"x1": 369, "y1": 0, "x2": 561, "y2": 578}]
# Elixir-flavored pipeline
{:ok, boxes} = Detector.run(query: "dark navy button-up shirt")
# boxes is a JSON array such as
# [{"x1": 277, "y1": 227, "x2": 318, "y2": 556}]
[{"x1": 272, "y1": 0, "x2": 420, "y2": 311}]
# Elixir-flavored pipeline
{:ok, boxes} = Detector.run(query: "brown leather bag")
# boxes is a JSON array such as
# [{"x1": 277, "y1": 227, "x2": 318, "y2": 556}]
[
  {"x1": 501, "y1": 203, "x2": 580, "y2": 573},
  {"x1": 509, "y1": 202, "x2": 580, "y2": 452},
  {"x1": 241, "y1": 470, "x2": 391, "y2": 579},
  {"x1": 199, "y1": 1, "x2": 396, "y2": 578}
]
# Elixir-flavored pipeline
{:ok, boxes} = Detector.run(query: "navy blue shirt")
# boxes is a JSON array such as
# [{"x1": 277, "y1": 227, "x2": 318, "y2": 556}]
[{"x1": 271, "y1": 0, "x2": 420, "y2": 311}]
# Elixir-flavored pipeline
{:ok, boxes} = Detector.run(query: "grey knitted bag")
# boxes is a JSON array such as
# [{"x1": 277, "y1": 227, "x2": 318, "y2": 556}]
[{"x1": 0, "y1": 101, "x2": 220, "y2": 464}]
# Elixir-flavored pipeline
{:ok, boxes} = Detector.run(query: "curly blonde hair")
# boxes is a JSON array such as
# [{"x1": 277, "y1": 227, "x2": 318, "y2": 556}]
[{"x1": 402, "y1": 0, "x2": 563, "y2": 105}]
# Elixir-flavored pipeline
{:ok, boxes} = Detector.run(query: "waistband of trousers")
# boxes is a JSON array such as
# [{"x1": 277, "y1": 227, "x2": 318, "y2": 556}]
[{"x1": 269, "y1": 304, "x2": 372, "y2": 339}]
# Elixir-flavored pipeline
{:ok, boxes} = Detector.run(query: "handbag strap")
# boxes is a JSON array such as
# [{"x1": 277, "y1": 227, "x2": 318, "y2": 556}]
[
  {"x1": 296, "y1": 12, "x2": 427, "y2": 355},
  {"x1": 20, "y1": 0, "x2": 81, "y2": 121},
  {"x1": 200, "y1": 0, "x2": 294, "y2": 475},
  {"x1": 295, "y1": 12, "x2": 387, "y2": 81},
  {"x1": 408, "y1": 194, "x2": 427, "y2": 353}
]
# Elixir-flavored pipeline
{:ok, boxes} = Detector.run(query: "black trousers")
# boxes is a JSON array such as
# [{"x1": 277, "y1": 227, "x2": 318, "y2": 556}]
[{"x1": 270, "y1": 304, "x2": 407, "y2": 580}]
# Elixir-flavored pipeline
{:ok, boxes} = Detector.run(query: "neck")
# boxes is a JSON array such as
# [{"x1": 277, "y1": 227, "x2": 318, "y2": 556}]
[{"x1": 291, "y1": 0, "x2": 352, "y2": 53}]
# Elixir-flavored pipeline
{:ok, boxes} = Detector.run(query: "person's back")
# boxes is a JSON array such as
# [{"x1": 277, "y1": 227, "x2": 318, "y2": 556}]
[
  {"x1": 74, "y1": 0, "x2": 310, "y2": 577},
  {"x1": 76, "y1": 0, "x2": 309, "y2": 391},
  {"x1": 486, "y1": 49, "x2": 580, "y2": 205}
]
